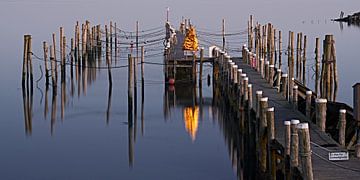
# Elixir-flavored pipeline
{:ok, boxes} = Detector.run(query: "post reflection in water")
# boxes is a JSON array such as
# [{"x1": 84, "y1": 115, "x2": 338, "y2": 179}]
[
  {"x1": 22, "y1": 84, "x2": 33, "y2": 135},
  {"x1": 183, "y1": 106, "x2": 199, "y2": 141}
]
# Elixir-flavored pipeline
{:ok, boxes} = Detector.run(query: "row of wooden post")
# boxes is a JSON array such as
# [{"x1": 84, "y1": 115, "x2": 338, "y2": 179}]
[{"x1": 213, "y1": 46, "x2": 314, "y2": 179}]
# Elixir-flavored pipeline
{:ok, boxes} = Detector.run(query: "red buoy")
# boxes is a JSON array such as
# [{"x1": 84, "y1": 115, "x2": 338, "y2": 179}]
[{"x1": 169, "y1": 78, "x2": 175, "y2": 85}]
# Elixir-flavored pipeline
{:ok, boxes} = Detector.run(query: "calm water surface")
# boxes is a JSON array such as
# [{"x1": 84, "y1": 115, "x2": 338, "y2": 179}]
[{"x1": 1, "y1": 0, "x2": 360, "y2": 179}]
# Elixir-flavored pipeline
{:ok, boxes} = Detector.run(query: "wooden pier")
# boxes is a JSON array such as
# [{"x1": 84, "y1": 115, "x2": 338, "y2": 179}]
[{"x1": 165, "y1": 17, "x2": 360, "y2": 179}]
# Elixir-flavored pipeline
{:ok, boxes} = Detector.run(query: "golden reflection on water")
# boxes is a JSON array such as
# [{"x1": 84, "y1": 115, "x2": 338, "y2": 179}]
[{"x1": 183, "y1": 106, "x2": 199, "y2": 141}]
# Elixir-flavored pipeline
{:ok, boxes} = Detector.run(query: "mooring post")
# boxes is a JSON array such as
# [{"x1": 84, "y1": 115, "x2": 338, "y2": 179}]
[
  {"x1": 276, "y1": 69, "x2": 282, "y2": 92},
  {"x1": 267, "y1": 107, "x2": 276, "y2": 180},
  {"x1": 306, "y1": 91, "x2": 312, "y2": 119},
  {"x1": 22, "y1": 35, "x2": 29, "y2": 88},
  {"x1": 289, "y1": 32, "x2": 295, "y2": 101},
  {"x1": 43, "y1": 41, "x2": 49, "y2": 86},
  {"x1": 316, "y1": 98, "x2": 327, "y2": 132},
  {"x1": 269, "y1": 64, "x2": 274, "y2": 86},
  {"x1": 281, "y1": 74, "x2": 288, "y2": 99},
  {"x1": 256, "y1": 91, "x2": 263, "y2": 119},
  {"x1": 240, "y1": 73, "x2": 246, "y2": 95},
  {"x1": 128, "y1": 54, "x2": 134, "y2": 125},
  {"x1": 50, "y1": 45, "x2": 56, "y2": 87},
  {"x1": 233, "y1": 65, "x2": 238, "y2": 85},
  {"x1": 284, "y1": 120, "x2": 291, "y2": 180},
  {"x1": 62, "y1": 36, "x2": 66, "y2": 81},
  {"x1": 297, "y1": 123, "x2": 314, "y2": 180},
  {"x1": 199, "y1": 47, "x2": 204, "y2": 88},
  {"x1": 260, "y1": 58, "x2": 264, "y2": 78},
  {"x1": 278, "y1": 30, "x2": 282, "y2": 70},
  {"x1": 338, "y1": 109, "x2": 347, "y2": 147},
  {"x1": 353, "y1": 83, "x2": 360, "y2": 157},
  {"x1": 60, "y1": 27, "x2": 63, "y2": 68},
  {"x1": 315, "y1": 38, "x2": 320, "y2": 96},
  {"x1": 293, "y1": 85, "x2": 298, "y2": 110},
  {"x1": 303, "y1": 35, "x2": 307, "y2": 85},
  {"x1": 243, "y1": 77, "x2": 249, "y2": 102},
  {"x1": 290, "y1": 119, "x2": 300, "y2": 173},
  {"x1": 260, "y1": 97, "x2": 269, "y2": 173},
  {"x1": 248, "y1": 84, "x2": 253, "y2": 110},
  {"x1": 265, "y1": 61, "x2": 269, "y2": 81}
]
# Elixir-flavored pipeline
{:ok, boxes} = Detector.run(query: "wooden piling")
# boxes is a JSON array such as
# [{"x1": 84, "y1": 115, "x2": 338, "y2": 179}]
[
  {"x1": 278, "y1": 30, "x2": 282, "y2": 69},
  {"x1": 297, "y1": 123, "x2": 314, "y2": 180},
  {"x1": 354, "y1": 83, "x2": 360, "y2": 157},
  {"x1": 284, "y1": 121, "x2": 291, "y2": 156},
  {"x1": 267, "y1": 107, "x2": 276, "y2": 180},
  {"x1": 306, "y1": 91, "x2": 312, "y2": 119},
  {"x1": 289, "y1": 32, "x2": 295, "y2": 100},
  {"x1": 315, "y1": 38, "x2": 320, "y2": 96},
  {"x1": 50, "y1": 45, "x2": 56, "y2": 86},
  {"x1": 199, "y1": 47, "x2": 204, "y2": 88},
  {"x1": 62, "y1": 36, "x2": 66, "y2": 80},
  {"x1": 260, "y1": 97, "x2": 269, "y2": 173},
  {"x1": 293, "y1": 85, "x2": 298, "y2": 110},
  {"x1": 22, "y1": 35, "x2": 29, "y2": 87},
  {"x1": 265, "y1": 61, "x2": 269, "y2": 81},
  {"x1": 256, "y1": 91, "x2": 263, "y2": 119},
  {"x1": 248, "y1": 84, "x2": 253, "y2": 110},
  {"x1": 276, "y1": 69, "x2": 282, "y2": 92},
  {"x1": 316, "y1": 98, "x2": 327, "y2": 132},
  {"x1": 339, "y1": 109, "x2": 347, "y2": 147},
  {"x1": 52, "y1": 33, "x2": 58, "y2": 82},
  {"x1": 290, "y1": 119, "x2": 300, "y2": 169},
  {"x1": 302, "y1": 35, "x2": 307, "y2": 85},
  {"x1": 243, "y1": 77, "x2": 249, "y2": 102},
  {"x1": 281, "y1": 74, "x2": 288, "y2": 99},
  {"x1": 269, "y1": 64, "x2": 274, "y2": 85},
  {"x1": 128, "y1": 54, "x2": 134, "y2": 125},
  {"x1": 43, "y1": 41, "x2": 49, "y2": 86},
  {"x1": 60, "y1": 27, "x2": 63, "y2": 67},
  {"x1": 296, "y1": 33, "x2": 300, "y2": 80}
]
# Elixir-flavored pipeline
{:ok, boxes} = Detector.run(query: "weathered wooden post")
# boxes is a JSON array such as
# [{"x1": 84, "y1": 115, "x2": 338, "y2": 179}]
[
  {"x1": 290, "y1": 119, "x2": 300, "y2": 170},
  {"x1": 60, "y1": 27, "x2": 63, "y2": 67},
  {"x1": 43, "y1": 41, "x2": 49, "y2": 86},
  {"x1": 50, "y1": 45, "x2": 56, "y2": 87},
  {"x1": 260, "y1": 58, "x2": 264, "y2": 78},
  {"x1": 243, "y1": 77, "x2": 249, "y2": 102},
  {"x1": 52, "y1": 33, "x2": 58, "y2": 82},
  {"x1": 306, "y1": 91, "x2": 312, "y2": 119},
  {"x1": 128, "y1": 54, "x2": 134, "y2": 125},
  {"x1": 296, "y1": 33, "x2": 300, "y2": 80},
  {"x1": 339, "y1": 109, "x2": 347, "y2": 147},
  {"x1": 353, "y1": 83, "x2": 360, "y2": 157},
  {"x1": 315, "y1": 98, "x2": 327, "y2": 132},
  {"x1": 281, "y1": 74, "x2": 288, "y2": 99},
  {"x1": 248, "y1": 84, "x2": 253, "y2": 110},
  {"x1": 293, "y1": 85, "x2": 298, "y2": 110},
  {"x1": 269, "y1": 64, "x2": 275, "y2": 85},
  {"x1": 260, "y1": 97, "x2": 269, "y2": 173},
  {"x1": 267, "y1": 107, "x2": 276, "y2": 180},
  {"x1": 22, "y1": 35, "x2": 29, "y2": 88},
  {"x1": 315, "y1": 38, "x2": 320, "y2": 96},
  {"x1": 297, "y1": 123, "x2": 314, "y2": 180},
  {"x1": 256, "y1": 91, "x2": 263, "y2": 119},
  {"x1": 278, "y1": 30, "x2": 282, "y2": 70},
  {"x1": 302, "y1": 35, "x2": 307, "y2": 85},
  {"x1": 289, "y1": 32, "x2": 295, "y2": 101},
  {"x1": 199, "y1": 47, "x2": 204, "y2": 88},
  {"x1": 276, "y1": 69, "x2": 282, "y2": 92},
  {"x1": 284, "y1": 120, "x2": 291, "y2": 156},
  {"x1": 265, "y1": 61, "x2": 269, "y2": 81}
]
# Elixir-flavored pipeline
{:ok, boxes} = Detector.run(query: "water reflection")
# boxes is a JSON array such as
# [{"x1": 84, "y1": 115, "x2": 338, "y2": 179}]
[{"x1": 183, "y1": 106, "x2": 199, "y2": 141}]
